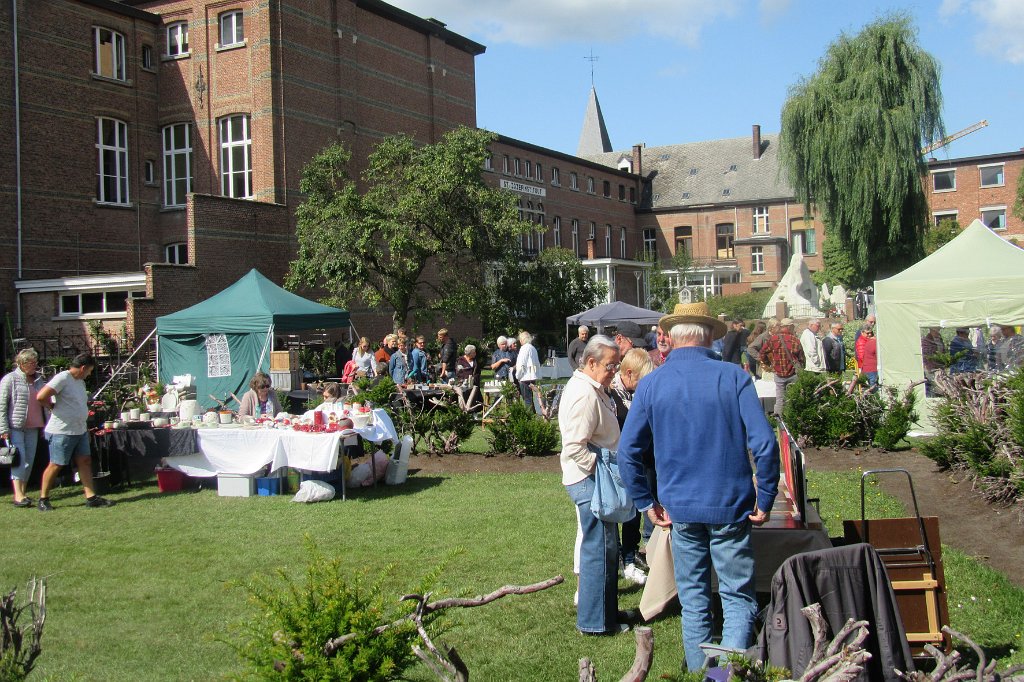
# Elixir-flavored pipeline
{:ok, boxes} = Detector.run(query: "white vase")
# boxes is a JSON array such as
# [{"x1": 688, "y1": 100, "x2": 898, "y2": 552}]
[
  {"x1": 121, "y1": 411, "x2": 131, "y2": 422},
  {"x1": 129, "y1": 408, "x2": 141, "y2": 420}
]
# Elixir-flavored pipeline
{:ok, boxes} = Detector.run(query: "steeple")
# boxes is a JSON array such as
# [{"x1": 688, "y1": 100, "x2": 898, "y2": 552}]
[{"x1": 577, "y1": 86, "x2": 612, "y2": 156}]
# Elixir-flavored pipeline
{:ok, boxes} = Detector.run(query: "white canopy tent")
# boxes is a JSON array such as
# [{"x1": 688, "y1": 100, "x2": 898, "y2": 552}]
[{"x1": 874, "y1": 219, "x2": 1024, "y2": 430}]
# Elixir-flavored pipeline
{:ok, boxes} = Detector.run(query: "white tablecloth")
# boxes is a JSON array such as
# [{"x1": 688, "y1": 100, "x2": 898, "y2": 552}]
[{"x1": 165, "y1": 409, "x2": 399, "y2": 477}]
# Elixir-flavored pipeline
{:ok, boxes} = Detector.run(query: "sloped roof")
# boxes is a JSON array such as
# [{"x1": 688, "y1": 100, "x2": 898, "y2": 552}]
[
  {"x1": 585, "y1": 133, "x2": 796, "y2": 211},
  {"x1": 577, "y1": 87, "x2": 613, "y2": 156},
  {"x1": 156, "y1": 269, "x2": 349, "y2": 335}
]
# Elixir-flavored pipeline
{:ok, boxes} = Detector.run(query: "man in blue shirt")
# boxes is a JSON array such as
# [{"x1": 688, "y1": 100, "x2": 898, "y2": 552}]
[
  {"x1": 408, "y1": 335, "x2": 429, "y2": 382},
  {"x1": 619, "y1": 302, "x2": 779, "y2": 671}
]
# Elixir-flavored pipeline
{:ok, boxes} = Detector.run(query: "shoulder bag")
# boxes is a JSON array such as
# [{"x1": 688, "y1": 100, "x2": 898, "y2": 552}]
[
  {"x1": 0, "y1": 438, "x2": 19, "y2": 467},
  {"x1": 588, "y1": 443, "x2": 636, "y2": 523}
]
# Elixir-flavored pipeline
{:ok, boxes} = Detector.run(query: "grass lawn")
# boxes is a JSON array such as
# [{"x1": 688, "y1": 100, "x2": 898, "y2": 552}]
[{"x1": 2, "y1": 469, "x2": 1022, "y2": 680}]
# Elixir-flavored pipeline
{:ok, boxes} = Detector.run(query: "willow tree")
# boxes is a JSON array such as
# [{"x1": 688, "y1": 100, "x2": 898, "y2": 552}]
[
  {"x1": 286, "y1": 127, "x2": 535, "y2": 329},
  {"x1": 781, "y1": 15, "x2": 944, "y2": 283}
]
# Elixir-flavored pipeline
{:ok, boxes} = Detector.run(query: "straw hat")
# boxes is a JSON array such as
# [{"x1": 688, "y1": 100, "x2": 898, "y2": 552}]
[{"x1": 659, "y1": 302, "x2": 728, "y2": 340}]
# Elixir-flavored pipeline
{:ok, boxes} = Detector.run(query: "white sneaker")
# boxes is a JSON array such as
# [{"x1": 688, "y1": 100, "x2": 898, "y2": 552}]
[
  {"x1": 623, "y1": 563, "x2": 647, "y2": 585},
  {"x1": 573, "y1": 590, "x2": 579, "y2": 607}
]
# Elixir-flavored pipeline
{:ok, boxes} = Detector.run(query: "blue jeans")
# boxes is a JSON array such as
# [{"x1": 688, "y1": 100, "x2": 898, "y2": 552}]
[
  {"x1": 864, "y1": 371, "x2": 878, "y2": 387},
  {"x1": 8, "y1": 428, "x2": 39, "y2": 482},
  {"x1": 566, "y1": 476, "x2": 619, "y2": 633},
  {"x1": 671, "y1": 520, "x2": 757, "y2": 671}
]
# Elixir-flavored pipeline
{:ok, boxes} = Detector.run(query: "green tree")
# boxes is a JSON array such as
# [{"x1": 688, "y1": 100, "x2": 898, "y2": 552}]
[
  {"x1": 483, "y1": 247, "x2": 606, "y2": 347},
  {"x1": 812, "y1": 232, "x2": 866, "y2": 289},
  {"x1": 781, "y1": 15, "x2": 944, "y2": 282},
  {"x1": 1014, "y1": 166, "x2": 1024, "y2": 223},
  {"x1": 286, "y1": 127, "x2": 534, "y2": 328},
  {"x1": 644, "y1": 248, "x2": 693, "y2": 313},
  {"x1": 923, "y1": 218, "x2": 961, "y2": 255}
]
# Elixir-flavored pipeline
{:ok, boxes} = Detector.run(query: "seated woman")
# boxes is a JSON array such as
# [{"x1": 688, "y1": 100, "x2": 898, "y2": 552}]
[
  {"x1": 237, "y1": 372, "x2": 283, "y2": 418},
  {"x1": 455, "y1": 345, "x2": 477, "y2": 384},
  {"x1": 315, "y1": 382, "x2": 344, "y2": 416}
]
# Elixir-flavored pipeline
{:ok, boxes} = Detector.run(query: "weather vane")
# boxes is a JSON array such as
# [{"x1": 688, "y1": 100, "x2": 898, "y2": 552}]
[{"x1": 584, "y1": 49, "x2": 599, "y2": 87}]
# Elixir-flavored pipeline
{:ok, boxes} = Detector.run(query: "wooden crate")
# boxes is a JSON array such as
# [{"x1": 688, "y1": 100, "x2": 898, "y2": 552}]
[{"x1": 270, "y1": 350, "x2": 298, "y2": 371}]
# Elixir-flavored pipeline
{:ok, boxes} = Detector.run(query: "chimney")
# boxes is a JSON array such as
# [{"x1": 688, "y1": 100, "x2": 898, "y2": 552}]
[
  {"x1": 752, "y1": 124, "x2": 762, "y2": 160},
  {"x1": 632, "y1": 143, "x2": 644, "y2": 177},
  {"x1": 586, "y1": 238, "x2": 595, "y2": 260}
]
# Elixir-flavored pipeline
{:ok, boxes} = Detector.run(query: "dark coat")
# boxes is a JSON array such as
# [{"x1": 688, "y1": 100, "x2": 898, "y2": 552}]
[{"x1": 752, "y1": 543, "x2": 914, "y2": 681}]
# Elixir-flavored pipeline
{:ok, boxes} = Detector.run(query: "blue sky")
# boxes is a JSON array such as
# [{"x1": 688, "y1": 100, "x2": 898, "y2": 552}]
[{"x1": 387, "y1": 0, "x2": 1023, "y2": 160}]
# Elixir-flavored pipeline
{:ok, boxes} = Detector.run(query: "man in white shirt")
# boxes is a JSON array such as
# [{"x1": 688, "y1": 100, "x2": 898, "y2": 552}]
[{"x1": 800, "y1": 319, "x2": 826, "y2": 373}]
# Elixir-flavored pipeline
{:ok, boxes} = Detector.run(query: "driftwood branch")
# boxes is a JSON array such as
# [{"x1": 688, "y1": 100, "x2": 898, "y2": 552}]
[
  {"x1": 796, "y1": 603, "x2": 871, "y2": 682},
  {"x1": 0, "y1": 577, "x2": 47, "y2": 680},
  {"x1": 896, "y1": 625, "x2": 1024, "y2": 681}
]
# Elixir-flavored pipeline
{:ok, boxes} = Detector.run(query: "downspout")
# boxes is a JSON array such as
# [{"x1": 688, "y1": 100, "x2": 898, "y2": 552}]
[{"x1": 12, "y1": 0, "x2": 24, "y2": 327}]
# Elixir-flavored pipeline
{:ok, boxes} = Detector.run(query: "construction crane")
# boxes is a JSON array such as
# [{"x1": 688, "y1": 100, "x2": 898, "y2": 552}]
[{"x1": 921, "y1": 120, "x2": 988, "y2": 156}]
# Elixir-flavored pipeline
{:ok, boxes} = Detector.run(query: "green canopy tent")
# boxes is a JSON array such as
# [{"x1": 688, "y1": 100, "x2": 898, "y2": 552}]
[
  {"x1": 156, "y1": 269, "x2": 349, "y2": 409},
  {"x1": 875, "y1": 219, "x2": 1024, "y2": 430}
]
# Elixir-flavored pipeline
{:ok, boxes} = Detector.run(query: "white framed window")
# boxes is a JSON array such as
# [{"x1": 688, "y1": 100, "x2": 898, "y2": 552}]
[
  {"x1": 931, "y1": 169, "x2": 955, "y2": 192},
  {"x1": 59, "y1": 290, "x2": 139, "y2": 317},
  {"x1": 570, "y1": 172, "x2": 579, "y2": 190},
  {"x1": 551, "y1": 167, "x2": 560, "y2": 185},
  {"x1": 981, "y1": 206, "x2": 1006, "y2": 230},
  {"x1": 96, "y1": 117, "x2": 129, "y2": 205},
  {"x1": 219, "y1": 10, "x2": 245, "y2": 48},
  {"x1": 752, "y1": 206, "x2": 770, "y2": 233},
  {"x1": 604, "y1": 225, "x2": 611, "y2": 256},
  {"x1": 165, "y1": 242, "x2": 188, "y2": 264},
  {"x1": 553, "y1": 217, "x2": 561, "y2": 248},
  {"x1": 483, "y1": 154, "x2": 492, "y2": 171},
  {"x1": 144, "y1": 160, "x2": 155, "y2": 185},
  {"x1": 642, "y1": 228, "x2": 657, "y2": 259},
  {"x1": 163, "y1": 123, "x2": 192, "y2": 207},
  {"x1": 571, "y1": 219, "x2": 580, "y2": 255},
  {"x1": 525, "y1": 160, "x2": 532, "y2": 178},
  {"x1": 535, "y1": 163, "x2": 543, "y2": 181},
  {"x1": 620, "y1": 227, "x2": 626, "y2": 258},
  {"x1": 538, "y1": 225, "x2": 545, "y2": 251},
  {"x1": 933, "y1": 210, "x2": 958, "y2": 226},
  {"x1": 141, "y1": 45, "x2": 154, "y2": 70},
  {"x1": 166, "y1": 21, "x2": 189, "y2": 57},
  {"x1": 219, "y1": 114, "x2": 252, "y2": 199},
  {"x1": 589, "y1": 221, "x2": 596, "y2": 240},
  {"x1": 979, "y1": 163, "x2": 1004, "y2": 188},
  {"x1": 502, "y1": 155, "x2": 509, "y2": 174},
  {"x1": 587, "y1": 176, "x2": 595, "y2": 193},
  {"x1": 751, "y1": 246, "x2": 765, "y2": 274},
  {"x1": 514, "y1": 158, "x2": 521, "y2": 176},
  {"x1": 93, "y1": 27, "x2": 126, "y2": 81},
  {"x1": 525, "y1": 228, "x2": 534, "y2": 252}
]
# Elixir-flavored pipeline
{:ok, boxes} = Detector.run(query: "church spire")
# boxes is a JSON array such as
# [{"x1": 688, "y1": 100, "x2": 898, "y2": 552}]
[{"x1": 577, "y1": 86, "x2": 612, "y2": 156}]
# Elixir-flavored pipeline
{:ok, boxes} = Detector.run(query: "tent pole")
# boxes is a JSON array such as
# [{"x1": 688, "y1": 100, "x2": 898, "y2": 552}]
[
  {"x1": 257, "y1": 324, "x2": 274, "y2": 371},
  {"x1": 92, "y1": 326, "x2": 157, "y2": 399}
]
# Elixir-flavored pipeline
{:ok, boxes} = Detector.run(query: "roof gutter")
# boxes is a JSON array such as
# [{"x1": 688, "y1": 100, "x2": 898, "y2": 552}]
[{"x1": 12, "y1": 0, "x2": 23, "y2": 327}]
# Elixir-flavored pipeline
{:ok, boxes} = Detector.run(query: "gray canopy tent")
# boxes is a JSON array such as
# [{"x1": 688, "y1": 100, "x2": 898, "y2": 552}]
[{"x1": 566, "y1": 301, "x2": 664, "y2": 335}]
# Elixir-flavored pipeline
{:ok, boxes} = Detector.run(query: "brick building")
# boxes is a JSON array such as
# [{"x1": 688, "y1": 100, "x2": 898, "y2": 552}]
[{"x1": 926, "y1": 149, "x2": 1023, "y2": 238}]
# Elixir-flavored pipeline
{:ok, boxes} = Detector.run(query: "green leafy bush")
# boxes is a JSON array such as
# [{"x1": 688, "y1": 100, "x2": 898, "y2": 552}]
[
  {"x1": 704, "y1": 290, "x2": 773, "y2": 322},
  {"x1": 352, "y1": 376, "x2": 398, "y2": 408},
  {"x1": 488, "y1": 385, "x2": 559, "y2": 457},
  {"x1": 225, "y1": 540, "x2": 447, "y2": 682}
]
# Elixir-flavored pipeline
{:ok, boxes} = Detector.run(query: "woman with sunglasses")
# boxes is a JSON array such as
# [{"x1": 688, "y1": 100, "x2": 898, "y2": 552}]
[{"x1": 237, "y1": 372, "x2": 283, "y2": 418}]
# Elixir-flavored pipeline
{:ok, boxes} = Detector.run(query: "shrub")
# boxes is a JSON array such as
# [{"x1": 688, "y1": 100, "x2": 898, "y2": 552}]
[
  {"x1": 352, "y1": 376, "x2": 398, "y2": 408},
  {"x1": 704, "y1": 290, "x2": 773, "y2": 322},
  {"x1": 225, "y1": 540, "x2": 448, "y2": 682},
  {"x1": 871, "y1": 385, "x2": 918, "y2": 450},
  {"x1": 488, "y1": 385, "x2": 560, "y2": 457}
]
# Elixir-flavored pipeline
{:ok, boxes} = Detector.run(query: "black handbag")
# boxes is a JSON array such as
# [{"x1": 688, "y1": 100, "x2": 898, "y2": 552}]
[{"x1": 0, "y1": 439, "x2": 18, "y2": 467}]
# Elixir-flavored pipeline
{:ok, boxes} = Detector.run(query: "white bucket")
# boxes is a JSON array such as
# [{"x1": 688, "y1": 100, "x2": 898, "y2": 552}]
[{"x1": 178, "y1": 400, "x2": 198, "y2": 422}]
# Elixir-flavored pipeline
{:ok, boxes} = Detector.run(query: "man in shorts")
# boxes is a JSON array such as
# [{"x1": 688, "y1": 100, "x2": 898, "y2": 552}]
[{"x1": 36, "y1": 353, "x2": 114, "y2": 511}]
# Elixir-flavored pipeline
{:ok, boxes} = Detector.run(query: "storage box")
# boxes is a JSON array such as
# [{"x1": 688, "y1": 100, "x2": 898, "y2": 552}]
[
  {"x1": 270, "y1": 350, "x2": 299, "y2": 371},
  {"x1": 156, "y1": 467, "x2": 186, "y2": 493},
  {"x1": 255, "y1": 476, "x2": 281, "y2": 496},
  {"x1": 217, "y1": 474, "x2": 255, "y2": 497},
  {"x1": 269, "y1": 369, "x2": 301, "y2": 392}
]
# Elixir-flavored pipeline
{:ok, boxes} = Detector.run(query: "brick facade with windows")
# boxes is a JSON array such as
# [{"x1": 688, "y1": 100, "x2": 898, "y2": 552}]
[{"x1": 926, "y1": 150, "x2": 1023, "y2": 237}]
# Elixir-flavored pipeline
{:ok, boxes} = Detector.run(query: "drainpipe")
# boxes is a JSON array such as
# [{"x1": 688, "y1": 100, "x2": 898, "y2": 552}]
[{"x1": 12, "y1": 0, "x2": 23, "y2": 327}]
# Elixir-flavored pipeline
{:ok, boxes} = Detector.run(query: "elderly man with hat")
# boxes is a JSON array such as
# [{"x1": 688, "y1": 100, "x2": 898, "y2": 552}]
[
  {"x1": 618, "y1": 302, "x2": 779, "y2": 671},
  {"x1": 760, "y1": 318, "x2": 805, "y2": 418},
  {"x1": 611, "y1": 321, "x2": 647, "y2": 357}
]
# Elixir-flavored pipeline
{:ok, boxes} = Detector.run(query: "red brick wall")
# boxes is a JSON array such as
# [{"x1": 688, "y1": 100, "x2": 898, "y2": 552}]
[{"x1": 926, "y1": 153, "x2": 1023, "y2": 238}]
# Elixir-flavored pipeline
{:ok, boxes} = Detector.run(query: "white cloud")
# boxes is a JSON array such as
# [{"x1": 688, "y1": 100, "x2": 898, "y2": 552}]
[
  {"x1": 970, "y1": 0, "x2": 1024, "y2": 64},
  {"x1": 386, "y1": 0, "x2": 748, "y2": 47},
  {"x1": 938, "y1": 0, "x2": 964, "y2": 20}
]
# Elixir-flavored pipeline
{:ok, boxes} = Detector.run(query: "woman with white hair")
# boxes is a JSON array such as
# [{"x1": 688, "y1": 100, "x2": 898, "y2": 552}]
[
  {"x1": 489, "y1": 336, "x2": 514, "y2": 381},
  {"x1": 559, "y1": 334, "x2": 625, "y2": 634},
  {"x1": 0, "y1": 349, "x2": 47, "y2": 507},
  {"x1": 514, "y1": 330, "x2": 540, "y2": 410}
]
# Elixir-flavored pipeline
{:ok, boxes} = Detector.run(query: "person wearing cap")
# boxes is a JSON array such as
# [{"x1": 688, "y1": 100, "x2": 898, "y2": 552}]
[
  {"x1": 760, "y1": 318, "x2": 805, "y2": 417},
  {"x1": 644, "y1": 325, "x2": 658, "y2": 351},
  {"x1": 611, "y1": 321, "x2": 647, "y2": 357},
  {"x1": 567, "y1": 325, "x2": 590, "y2": 370},
  {"x1": 618, "y1": 302, "x2": 779, "y2": 670},
  {"x1": 948, "y1": 328, "x2": 977, "y2": 374}
]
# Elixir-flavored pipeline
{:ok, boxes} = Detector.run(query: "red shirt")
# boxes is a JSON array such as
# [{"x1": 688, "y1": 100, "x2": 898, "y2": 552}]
[
  {"x1": 855, "y1": 335, "x2": 878, "y2": 373},
  {"x1": 761, "y1": 332, "x2": 805, "y2": 378}
]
